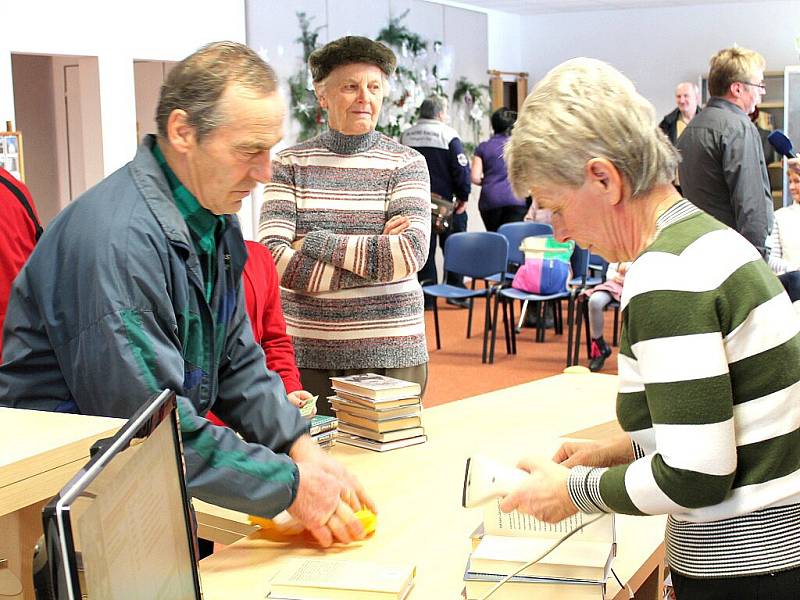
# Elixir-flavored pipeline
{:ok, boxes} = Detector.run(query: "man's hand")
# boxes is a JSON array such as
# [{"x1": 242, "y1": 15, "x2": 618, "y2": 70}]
[
  {"x1": 383, "y1": 215, "x2": 410, "y2": 235},
  {"x1": 454, "y1": 199, "x2": 468, "y2": 214},
  {"x1": 553, "y1": 433, "x2": 634, "y2": 469},
  {"x1": 498, "y1": 456, "x2": 577, "y2": 523},
  {"x1": 287, "y1": 390, "x2": 315, "y2": 415},
  {"x1": 287, "y1": 435, "x2": 377, "y2": 546}
]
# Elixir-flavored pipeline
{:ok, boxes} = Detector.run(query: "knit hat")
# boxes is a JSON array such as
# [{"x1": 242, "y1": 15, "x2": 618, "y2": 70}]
[{"x1": 308, "y1": 36, "x2": 397, "y2": 83}]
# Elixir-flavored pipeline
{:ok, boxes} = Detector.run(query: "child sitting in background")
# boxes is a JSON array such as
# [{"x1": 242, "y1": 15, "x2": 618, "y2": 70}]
[{"x1": 584, "y1": 262, "x2": 629, "y2": 371}]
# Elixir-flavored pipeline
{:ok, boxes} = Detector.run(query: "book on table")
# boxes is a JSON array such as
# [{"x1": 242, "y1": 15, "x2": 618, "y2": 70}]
[
  {"x1": 328, "y1": 396, "x2": 422, "y2": 420},
  {"x1": 337, "y1": 422, "x2": 425, "y2": 443},
  {"x1": 336, "y1": 432, "x2": 427, "y2": 452},
  {"x1": 465, "y1": 500, "x2": 615, "y2": 588},
  {"x1": 267, "y1": 557, "x2": 415, "y2": 600},
  {"x1": 334, "y1": 411, "x2": 422, "y2": 433},
  {"x1": 308, "y1": 414, "x2": 338, "y2": 436},
  {"x1": 330, "y1": 373, "x2": 421, "y2": 400},
  {"x1": 463, "y1": 569, "x2": 605, "y2": 600},
  {"x1": 333, "y1": 389, "x2": 421, "y2": 410}
]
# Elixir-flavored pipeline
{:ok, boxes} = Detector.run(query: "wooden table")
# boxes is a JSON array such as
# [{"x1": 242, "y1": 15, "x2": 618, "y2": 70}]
[
  {"x1": 0, "y1": 408, "x2": 123, "y2": 600},
  {"x1": 198, "y1": 372, "x2": 666, "y2": 600}
]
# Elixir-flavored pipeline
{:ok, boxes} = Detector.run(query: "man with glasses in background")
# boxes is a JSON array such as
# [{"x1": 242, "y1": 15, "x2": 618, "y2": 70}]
[{"x1": 678, "y1": 46, "x2": 773, "y2": 258}]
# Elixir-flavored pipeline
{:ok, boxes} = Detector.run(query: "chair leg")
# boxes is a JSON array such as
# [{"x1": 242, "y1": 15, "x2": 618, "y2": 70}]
[
  {"x1": 565, "y1": 294, "x2": 575, "y2": 366},
  {"x1": 509, "y1": 298, "x2": 517, "y2": 354},
  {"x1": 432, "y1": 299, "x2": 441, "y2": 350},
  {"x1": 481, "y1": 292, "x2": 491, "y2": 363},
  {"x1": 466, "y1": 279, "x2": 477, "y2": 339},
  {"x1": 536, "y1": 302, "x2": 546, "y2": 343},
  {"x1": 572, "y1": 296, "x2": 584, "y2": 366},
  {"x1": 489, "y1": 291, "x2": 501, "y2": 364},
  {"x1": 555, "y1": 300, "x2": 564, "y2": 334},
  {"x1": 516, "y1": 299, "x2": 528, "y2": 333},
  {"x1": 613, "y1": 305, "x2": 620, "y2": 346},
  {"x1": 501, "y1": 298, "x2": 512, "y2": 355}
]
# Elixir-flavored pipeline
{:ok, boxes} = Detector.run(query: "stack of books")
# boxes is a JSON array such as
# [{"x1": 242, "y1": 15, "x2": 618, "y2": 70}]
[
  {"x1": 463, "y1": 500, "x2": 615, "y2": 599},
  {"x1": 308, "y1": 414, "x2": 338, "y2": 450},
  {"x1": 328, "y1": 374, "x2": 426, "y2": 452}
]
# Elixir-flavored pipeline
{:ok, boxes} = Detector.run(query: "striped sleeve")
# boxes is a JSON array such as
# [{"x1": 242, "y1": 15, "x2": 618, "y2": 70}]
[
  {"x1": 258, "y1": 157, "x2": 365, "y2": 292},
  {"x1": 300, "y1": 154, "x2": 430, "y2": 282}
]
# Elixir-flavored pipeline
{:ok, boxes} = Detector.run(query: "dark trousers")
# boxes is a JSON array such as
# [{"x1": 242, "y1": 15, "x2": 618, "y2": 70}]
[
  {"x1": 418, "y1": 211, "x2": 468, "y2": 288},
  {"x1": 672, "y1": 566, "x2": 800, "y2": 599},
  {"x1": 480, "y1": 204, "x2": 527, "y2": 232}
]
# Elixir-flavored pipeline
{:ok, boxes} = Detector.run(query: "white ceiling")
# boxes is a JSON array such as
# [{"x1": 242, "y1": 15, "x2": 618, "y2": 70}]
[{"x1": 451, "y1": 0, "x2": 768, "y2": 15}]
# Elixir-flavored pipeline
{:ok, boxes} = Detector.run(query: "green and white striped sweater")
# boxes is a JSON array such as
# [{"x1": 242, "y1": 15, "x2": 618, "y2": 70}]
[{"x1": 569, "y1": 200, "x2": 800, "y2": 578}]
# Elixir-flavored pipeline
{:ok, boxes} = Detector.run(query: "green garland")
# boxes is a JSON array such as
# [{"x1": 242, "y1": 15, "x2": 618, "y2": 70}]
[
  {"x1": 288, "y1": 12, "x2": 326, "y2": 141},
  {"x1": 452, "y1": 76, "x2": 491, "y2": 152},
  {"x1": 376, "y1": 9, "x2": 427, "y2": 55}
]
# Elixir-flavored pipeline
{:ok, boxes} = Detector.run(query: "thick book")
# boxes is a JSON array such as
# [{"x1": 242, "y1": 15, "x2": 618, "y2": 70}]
[
  {"x1": 464, "y1": 570, "x2": 605, "y2": 600},
  {"x1": 337, "y1": 433, "x2": 427, "y2": 452},
  {"x1": 336, "y1": 411, "x2": 422, "y2": 433},
  {"x1": 333, "y1": 389, "x2": 421, "y2": 410},
  {"x1": 311, "y1": 429, "x2": 337, "y2": 446},
  {"x1": 471, "y1": 501, "x2": 615, "y2": 583},
  {"x1": 267, "y1": 557, "x2": 415, "y2": 600},
  {"x1": 308, "y1": 414, "x2": 338, "y2": 436},
  {"x1": 330, "y1": 373, "x2": 421, "y2": 401},
  {"x1": 337, "y1": 422, "x2": 425, "y2": 443},
  {"x1": 328, "y1": 396, "x2": 422, "y2": 420}
]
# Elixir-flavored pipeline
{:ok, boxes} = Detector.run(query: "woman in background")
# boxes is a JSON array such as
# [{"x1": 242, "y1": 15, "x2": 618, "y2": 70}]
[
  {"x1": 769, "y1": 167, "x2": 800, "y2": 302},
  {"x1": 472, "y1": 108, "x2": 527, "y2": 231}
]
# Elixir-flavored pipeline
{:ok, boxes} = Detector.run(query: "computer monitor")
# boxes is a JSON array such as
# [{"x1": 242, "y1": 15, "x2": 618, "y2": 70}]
[{"x1": 42, "y1": 389, "x2": 202, "y2": 599}]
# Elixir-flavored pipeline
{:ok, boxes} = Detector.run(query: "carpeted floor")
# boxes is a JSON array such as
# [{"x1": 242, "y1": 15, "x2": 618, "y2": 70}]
[{"x1": 422, "y1": 298, "x2": 619, "y2": 408}]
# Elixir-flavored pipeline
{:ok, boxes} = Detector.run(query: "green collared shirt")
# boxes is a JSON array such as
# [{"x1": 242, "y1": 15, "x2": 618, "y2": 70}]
[{"x1": 152, "y1": 144, "x2": 227, "y2": 302}]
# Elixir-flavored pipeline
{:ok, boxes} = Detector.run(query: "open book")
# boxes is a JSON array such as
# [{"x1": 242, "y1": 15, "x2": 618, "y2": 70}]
[{"x1": 469, "y1": 500, "x2": 615, "y2": 583}]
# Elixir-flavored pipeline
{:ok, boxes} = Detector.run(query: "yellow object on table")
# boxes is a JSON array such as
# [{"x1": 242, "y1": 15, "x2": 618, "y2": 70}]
[{"x1": 249, "y1": 508, "x2": 377, "y2": 536}]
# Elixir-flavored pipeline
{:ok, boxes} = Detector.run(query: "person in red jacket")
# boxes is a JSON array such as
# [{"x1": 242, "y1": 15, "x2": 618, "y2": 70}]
[
  {"x1": 0, "y1": 166, "x2": 41, "y2": 358},
  {"x1": 207, "y1": 240, "x2": 313, "y2": 427}
]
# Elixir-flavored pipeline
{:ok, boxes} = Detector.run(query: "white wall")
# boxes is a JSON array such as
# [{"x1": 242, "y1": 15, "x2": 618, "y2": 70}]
[
  {"x1": 487, "y1": 9, "x2": 522, "y2": 73},
  {"x1": 520, "y1": 1, "x2": 800, "y2": 118},
  {"x1": 1, "y1": 0, "x2": 245, "y2": 191}
]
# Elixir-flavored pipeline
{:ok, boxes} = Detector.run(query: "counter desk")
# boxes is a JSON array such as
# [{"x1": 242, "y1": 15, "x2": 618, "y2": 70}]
[{"x1": 198, "y1": 372, "x2": 666, "y2": 600}]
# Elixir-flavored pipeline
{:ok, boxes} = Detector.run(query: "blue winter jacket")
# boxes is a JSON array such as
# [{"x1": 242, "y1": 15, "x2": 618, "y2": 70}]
[{"x1": 0, "y1": 136, "x2": 306, "y2": 518}]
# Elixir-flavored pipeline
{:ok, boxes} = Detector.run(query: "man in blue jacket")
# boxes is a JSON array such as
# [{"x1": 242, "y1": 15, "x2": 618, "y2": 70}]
[
  {"x1": 402, "y1": 96, "x2": 471, "y2": 306},
  {"x1": 0, "y1": 42, "x2": 372, "y2": 548}
]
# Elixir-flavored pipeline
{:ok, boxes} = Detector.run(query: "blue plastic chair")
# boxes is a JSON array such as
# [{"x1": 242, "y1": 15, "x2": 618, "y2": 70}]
[
  {"x1": 496, "y1": 243, "x2": 591, "y2": 356},
  {"x1": 422, "y1": 232, "x2": 508, "y2": 363},
  {"x1": 470, "y1": 222, "x2": 554, "y2": 338}
]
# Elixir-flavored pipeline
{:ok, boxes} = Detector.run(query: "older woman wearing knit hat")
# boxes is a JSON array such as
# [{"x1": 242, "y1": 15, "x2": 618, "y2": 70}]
[{"x1": 258, "y1": 36, "x2": 431, "y2": 415}]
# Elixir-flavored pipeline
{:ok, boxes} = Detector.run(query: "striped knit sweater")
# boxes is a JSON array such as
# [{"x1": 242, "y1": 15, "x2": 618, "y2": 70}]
[
  {"x1": 258, "y1": 129, "x2": 430, "y2": 370},
  {"x1": 568, "y1": 200, "x2": 800, "y2": 578}
]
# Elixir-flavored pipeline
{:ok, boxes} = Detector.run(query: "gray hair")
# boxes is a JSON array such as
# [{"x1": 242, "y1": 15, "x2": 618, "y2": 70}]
[
  {"x1": 156, "y1": 41, "x2": 278, "y2": 141},
  {"x1": 506, "y1": 58, "x2": 679, "y2": 200},
  {"x1": 707, "y1": 46, "x2": 766, "y2": 97},
  {"x1": 420, "y1": 95, "x2": 447, "y2": 119}
]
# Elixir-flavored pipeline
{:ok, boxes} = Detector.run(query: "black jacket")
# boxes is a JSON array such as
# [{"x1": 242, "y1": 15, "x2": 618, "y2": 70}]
[{"x1": 659, "y1": 106, "x2": 701, "y2": 146}]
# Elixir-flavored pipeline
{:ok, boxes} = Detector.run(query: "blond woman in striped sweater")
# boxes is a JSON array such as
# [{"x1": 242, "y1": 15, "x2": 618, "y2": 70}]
[{"x1": 502, "y1": 58, "x2": 800, "y2": 598}]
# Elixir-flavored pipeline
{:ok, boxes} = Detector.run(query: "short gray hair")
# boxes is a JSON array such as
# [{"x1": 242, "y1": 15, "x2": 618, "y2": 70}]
[
  {"x1": 506, "y1": 58, "x2": 679, "y2": 200},
  {"x1": 420, "y1": 95, "x2": 447, "y2": 119},
  {"x1": 156, "y1": 41, "x2": 277, "y2": 141}
]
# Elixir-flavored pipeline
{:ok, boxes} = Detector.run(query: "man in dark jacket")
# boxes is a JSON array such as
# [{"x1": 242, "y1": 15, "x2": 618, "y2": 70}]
[
  {"x1": 659, "y1": 82, "x2": 701, "y2": 146},
  {"x1": 0, "y1": 42, "x2": 372, "y2": 548},
  {"x1": 402, "y1": 96, "x2": 471, "y2": 303},
  {"x1": 677, "y1": 47, "x2": 773, "y2": 259}
]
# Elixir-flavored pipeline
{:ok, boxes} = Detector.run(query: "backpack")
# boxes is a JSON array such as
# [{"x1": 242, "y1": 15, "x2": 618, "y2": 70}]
[{"x1": 511, "y1": 237, "x2": 574, "y2": 295}]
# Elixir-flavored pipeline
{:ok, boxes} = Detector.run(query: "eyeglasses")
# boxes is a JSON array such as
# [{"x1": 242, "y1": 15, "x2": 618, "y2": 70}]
[{"x1": 736, "y1": 81, "x2": 766, "y2": 92}]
